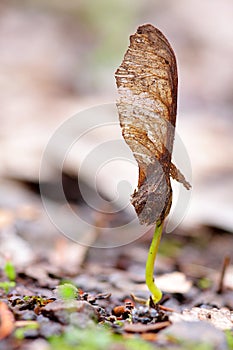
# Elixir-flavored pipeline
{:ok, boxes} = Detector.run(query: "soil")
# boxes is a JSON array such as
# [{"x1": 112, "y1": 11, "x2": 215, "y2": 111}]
[{"x1": 0, "y1": 184, "x2": 232, "y2": 349}]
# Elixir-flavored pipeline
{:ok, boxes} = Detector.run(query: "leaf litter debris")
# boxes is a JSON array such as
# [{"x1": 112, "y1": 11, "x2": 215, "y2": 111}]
[{"x1": 0, "y1": 231, "x2": 232, "y2": 350}]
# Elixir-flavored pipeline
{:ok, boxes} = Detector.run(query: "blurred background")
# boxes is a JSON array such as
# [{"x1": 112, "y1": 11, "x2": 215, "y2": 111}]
[{"x1": 0, "y1": 0, "x2": 232, "y2": 267}]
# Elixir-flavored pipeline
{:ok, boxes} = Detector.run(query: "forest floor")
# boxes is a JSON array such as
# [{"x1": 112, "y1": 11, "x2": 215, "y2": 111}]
[{"x1": 0, "y1": 180, "x2": 232, "y2": 350}]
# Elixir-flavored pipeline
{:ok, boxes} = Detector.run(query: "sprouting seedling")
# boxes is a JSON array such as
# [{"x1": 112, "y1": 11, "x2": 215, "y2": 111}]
[
  {"x1": 57, "y1": 283, "x2": 78, "y2": 300},
  {"x1": 4, "y1": 259, "x2": 16, "y2": 282},
  {"x1": 115, "y1": 24, "x2": 191, "y2": 303},
  {"x1": 0, "y1": 259, "x2": 16, "y2": 293}
]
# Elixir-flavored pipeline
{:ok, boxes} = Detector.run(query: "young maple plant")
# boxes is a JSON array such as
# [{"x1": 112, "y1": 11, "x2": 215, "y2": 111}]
[{"x1": 115, "y1": 24, "x2": 191, "y2": 303}]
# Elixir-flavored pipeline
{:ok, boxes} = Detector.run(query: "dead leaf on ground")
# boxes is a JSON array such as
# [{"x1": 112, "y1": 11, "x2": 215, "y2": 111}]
[
  {"x1": 0, "y1": 302, "x2": 15, "y2": 340},
  {"x1": 156, "y1": 271, "x2": 192, "y2": 293},
  {"x1": 124, "y1": 320, "x2": 170, "y2": 333},
  {"x1": 171, "y1": 307, "x2": 233, "y2": 330}
]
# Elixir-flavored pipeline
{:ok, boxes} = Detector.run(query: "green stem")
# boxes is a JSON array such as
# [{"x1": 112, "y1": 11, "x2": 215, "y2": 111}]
[{"x1": 145, "y1": 221, "x2": 163, "y2": 303}]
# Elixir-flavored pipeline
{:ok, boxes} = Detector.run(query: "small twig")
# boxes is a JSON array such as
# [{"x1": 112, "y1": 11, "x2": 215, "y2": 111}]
[
  {"x1": 158, "y1": 304, "x2": 175, "y2": 313},
  {"x1": 95, "y1": 293, "x2": 111, "y2": 300},
  {"x1": 124, "y1": 321, "x2": 171, "y2": 333},
  {"x1": 130, "y1": 293, "x2": 175, "y2": 313},
  {"x1": 14, "y1": 320, "x2": 38, "y2": 327},
  {"x1": 217, "y1": 255, "x2": 230, "y2": 294},
  {"x1": 130, "y1": 293, "x2": 147, "y2": 305}
]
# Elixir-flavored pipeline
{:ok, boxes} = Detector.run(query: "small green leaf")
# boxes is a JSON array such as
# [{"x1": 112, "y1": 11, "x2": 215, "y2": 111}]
[
  {"x1": 0, "y1": 281, "x2": 16, "y2": 293},
  {"x1": 4, "y1": 260, "x2": 16, "y2": 281},
  {"x1": 14, "y1": 323, "x2": 39, "y2": 340},
  {"x1": 225, "y1": 329, "x2": 233, "y2": 349},
  {"x1": 57, "y1": 283, "x2": 78, "y2": 300},
  {"x1": 197, "y1": 277, "x2": 212, "y2": 290},
  {"x1": 48, "y1": 326, "x2": 155, "y2": 350}
]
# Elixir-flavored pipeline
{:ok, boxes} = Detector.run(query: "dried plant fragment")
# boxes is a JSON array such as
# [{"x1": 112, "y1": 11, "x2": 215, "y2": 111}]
[
  {"x1": 0, "y1": 302, "x2": 15, "y2": 340},
  {"x1": 115, "y1": 24, "x2": 190, "y2": 225}
]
